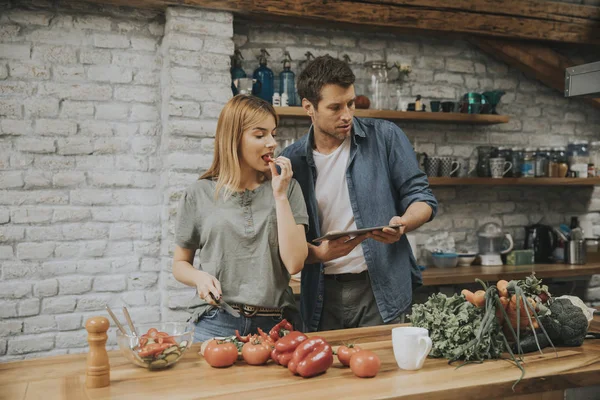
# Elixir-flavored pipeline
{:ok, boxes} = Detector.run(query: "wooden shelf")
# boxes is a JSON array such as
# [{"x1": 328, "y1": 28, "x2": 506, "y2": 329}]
[
  {"x1": 428, "y1": 177, "x2": 600, "y2": 186},
  {"x1": 276, "y1": 107, "x2": 510, "y2": 124},
  {"x1": 289, "y1": 263, "x2": 600, "y2": 294}
]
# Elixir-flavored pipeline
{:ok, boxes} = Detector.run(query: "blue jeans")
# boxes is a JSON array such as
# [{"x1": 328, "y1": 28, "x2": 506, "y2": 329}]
[{"x1": 193, "y1": 308, "x2": 292, "y2": 343}]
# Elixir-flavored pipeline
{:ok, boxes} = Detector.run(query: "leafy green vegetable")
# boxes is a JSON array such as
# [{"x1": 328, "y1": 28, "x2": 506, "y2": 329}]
[{"x1": 409, "y1": 293, "x2": 504, "y2": 361}]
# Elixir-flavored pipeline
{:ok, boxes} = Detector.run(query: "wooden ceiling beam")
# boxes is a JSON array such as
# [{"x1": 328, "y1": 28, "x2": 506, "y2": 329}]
[
  {"x1": 471, "y1": 37, "x2": 600, "y2": 110},
  {"x1": 76, "y1": 0, "x2": 600, "y2": 45}
]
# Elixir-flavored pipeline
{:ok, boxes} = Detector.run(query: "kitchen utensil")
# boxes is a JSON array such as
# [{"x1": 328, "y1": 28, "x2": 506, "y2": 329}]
[
  {"x1": 105, "y1": 305, "x2": 127, "y2": 335},
  {"x1": 122, "y1": 306, "x2": 138, "y2": 338},
  {"x1": 210, "y1": 293, "x2": 241, "y2": 318},
  {"x1": 460, "y1": 92, "x2": 483, "y2": 114},
  {"x1": 457, "y1": 253, "x2": 477, "y2": 266},
  {"x1": 392, "y1": 327, "x2": 432, "y2": 371},
  {"x1": 424, "y1": 157, "x2": 440, "y2": 177},
  {"x1": 439, "y1": 157, "x2": 460, "y2": 177},
  {"x1": 566, "y1": 239, "x2": 586, "y2": 264},
  {"x1": 234, "y1": 77, "x2": 256, "y2": 95},
  {"x1": 489, "y1": 157, "x2": 512, "y2": 178},
  {"x1": 365, "y1": 61, "x2": 400, "y2": 110},
  {"x1": 524, "y1": 223, "x2": 558, "y2": 263},
  {"x1": 481, "y1": 90, "x2": 506, "y2": 114},
  {"x1": 116, "y1": 322, "x2": 194, "y2": 370},
  {"x1": 476, "y1": 146, "x2": 496, "y2": 177},
  {"x1": 477, "y1": 222, "x2": 514, "y2": 266},
  {"x1": 431, "y1": 252, "x2": 458, "y2": 268},
  {"x1": 441, "y1": 101, "x2": 455, "y2": 112}
]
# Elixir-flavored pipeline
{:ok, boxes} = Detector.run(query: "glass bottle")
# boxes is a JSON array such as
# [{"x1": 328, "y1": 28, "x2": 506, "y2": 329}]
[
  {"x1": 522, "y1": 148, "x2": 535, "y2": 178},
  {"x1": 230, "y1": 49, "x2": 246, "y2": 96},
  {"x1": 511, "y1": 148, "x2": 524, "y2": 178},
  {"x1": 279, "y1": 51, "x2": 296, "y2": 107},
  {"x1": 252, "y1": 49, "x2": 274, "y2": 103}
]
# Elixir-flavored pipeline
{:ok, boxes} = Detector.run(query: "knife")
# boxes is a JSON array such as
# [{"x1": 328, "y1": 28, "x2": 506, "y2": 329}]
[{"x1": 209, "y1": 293, "x2": 240, "y2": 318}]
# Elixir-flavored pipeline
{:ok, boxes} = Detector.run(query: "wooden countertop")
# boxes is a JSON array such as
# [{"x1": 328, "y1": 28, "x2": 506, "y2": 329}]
[
  {"x1": 289, "y1": 262, "x2": 600, "y2": 294},
  {"x1": 1, "y1": 317, "x2": 599, "y2": 400}
]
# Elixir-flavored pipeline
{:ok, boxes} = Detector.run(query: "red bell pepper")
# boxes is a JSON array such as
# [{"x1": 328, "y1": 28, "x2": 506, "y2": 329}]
[
  {"x1": 235, "y1": 330, "x2": 251, "y2": 343},
  {"x1": 269, "y1": 319, "x2": 294, "y2": 342},
  {"x1": 270, "y1": 331, "x2": 307, "y2": 366},
  {"x1": 287, "y1": 336, "x2": 333, "y2": 378}
]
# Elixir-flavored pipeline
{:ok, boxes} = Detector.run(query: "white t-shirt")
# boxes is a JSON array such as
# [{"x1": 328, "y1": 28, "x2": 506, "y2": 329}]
[{"x1": 313, "y1": 137, "x2": 367, "y2": 275}]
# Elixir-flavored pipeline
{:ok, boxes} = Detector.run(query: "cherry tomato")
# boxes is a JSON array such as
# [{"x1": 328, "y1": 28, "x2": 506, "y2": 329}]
[
  {"x1": 242, "y1": 341, "x2": 272, "y2": 365},
  {"x1": 204, "y1": 341, "x2": 238, "y2": 368},
  {"x1": 349, "y1": 350, "x2": 381, "y2": 378},
  {"x1": 337, "y1": 344, "x2": 362, "y2": 367}
]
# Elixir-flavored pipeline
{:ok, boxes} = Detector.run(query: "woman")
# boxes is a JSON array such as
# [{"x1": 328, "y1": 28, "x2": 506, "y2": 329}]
[{"x1": 172, "y1": 95, "x2": 308, "y2": 342}]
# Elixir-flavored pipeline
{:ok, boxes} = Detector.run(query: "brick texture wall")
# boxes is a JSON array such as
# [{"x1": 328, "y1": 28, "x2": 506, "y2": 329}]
[
  {"x1": 1, "y1": 0, "x2": 599, "y2": 361},
  {"x1": 0, "y1": 2, "x2": 233, "y2": 361}
]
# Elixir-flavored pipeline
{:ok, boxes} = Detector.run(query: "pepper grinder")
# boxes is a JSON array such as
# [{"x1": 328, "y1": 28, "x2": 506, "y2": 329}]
[{"x1": 85, "y1": 316, "x2": 110, "y2": 389}]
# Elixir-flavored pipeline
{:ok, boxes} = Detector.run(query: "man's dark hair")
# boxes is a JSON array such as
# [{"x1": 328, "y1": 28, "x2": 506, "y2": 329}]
[{"x1": 297, "y1": 55, "x2": 355, "y2": 109}]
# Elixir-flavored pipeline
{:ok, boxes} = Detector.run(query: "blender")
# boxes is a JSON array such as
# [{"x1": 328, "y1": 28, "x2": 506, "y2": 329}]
[{"x1": 477, "y1": 222, "x2": 514, "y2": 266}]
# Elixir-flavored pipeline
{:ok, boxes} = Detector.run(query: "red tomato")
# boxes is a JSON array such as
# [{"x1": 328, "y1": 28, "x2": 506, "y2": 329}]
[
  {"x1": 204, "y1": 341, "x2": 238, "y2": 368},
  {"x1": 349, "y1": 350, "x2": 381, "y2": 378},
  {"x1": 242, "y1": 341, "x2": 272, "y2": 365},
  {"x1": 337, "y1": 345, "x2": 362, "y2": 367}
]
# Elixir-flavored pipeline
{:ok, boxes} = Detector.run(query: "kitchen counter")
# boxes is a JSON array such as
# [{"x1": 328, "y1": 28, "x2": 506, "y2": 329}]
[
  {"x1": 290, "y1": 262, "x2": 600, "y2": 294},
  {"x1": 1, "y1": 316, "x2": 599, "y2": 400}
]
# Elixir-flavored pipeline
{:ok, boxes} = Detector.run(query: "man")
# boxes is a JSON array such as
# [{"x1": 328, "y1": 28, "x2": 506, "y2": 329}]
[{"x1": 281, "y1": 56, "x2": 437, "y2": 332}]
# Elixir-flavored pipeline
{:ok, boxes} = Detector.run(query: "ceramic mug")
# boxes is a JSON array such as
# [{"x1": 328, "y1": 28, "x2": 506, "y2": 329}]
[
  {"x1": 439, "y1": 157, "x2": 460, "y2": 177},
  {"x1": 424, "y1": 157, "x2": 440, "y2": 177},
  {"x1": 441, "y1": 101, "x2": 455, "y2": 112},
  {"x1": 456, "y1": 158, "x2": 476, "y2": 177},
  {"x1": 490, "y1": 157, "x2": 512, "y2": 178},
  {"x1": 392, "y1": 327, "x2": 432, "y2": 370},
  {"x1": 430, "y1": 101, "x2": 441, "y2": 112}
]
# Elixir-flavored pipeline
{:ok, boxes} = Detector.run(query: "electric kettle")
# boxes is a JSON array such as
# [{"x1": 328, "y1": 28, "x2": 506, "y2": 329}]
[{"x1": 524, "y1": 223, "x2": 558, "y2": 263}]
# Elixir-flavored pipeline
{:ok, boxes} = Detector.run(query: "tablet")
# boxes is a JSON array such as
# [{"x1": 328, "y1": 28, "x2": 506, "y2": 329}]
[{"x1": 312, "y1": 224, "x2": 403, "y2": 243}]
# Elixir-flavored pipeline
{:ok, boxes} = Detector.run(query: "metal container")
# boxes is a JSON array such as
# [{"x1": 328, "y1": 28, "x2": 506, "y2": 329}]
[{"x1": 566, "y1": 240, "x2": 586, "y2": 265}]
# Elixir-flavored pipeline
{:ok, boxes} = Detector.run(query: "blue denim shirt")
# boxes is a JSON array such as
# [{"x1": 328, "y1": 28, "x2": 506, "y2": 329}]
[{"x1": 281, "y1": 117, "x2": 438, "y2": 332}]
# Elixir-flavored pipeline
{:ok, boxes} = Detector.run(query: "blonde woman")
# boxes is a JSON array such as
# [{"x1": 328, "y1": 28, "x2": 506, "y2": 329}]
[{"x1": 172, "y1": 95, "x2": 308, "y2": 342}]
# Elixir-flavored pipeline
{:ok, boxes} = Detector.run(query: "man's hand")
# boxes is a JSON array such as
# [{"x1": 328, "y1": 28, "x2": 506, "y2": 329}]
[
  {"x1": 309, "y1": 233, "x2": 369, "y2": 263},
  {"x1": 370, "y1": 216, "x2": 406, "y2": 244}
]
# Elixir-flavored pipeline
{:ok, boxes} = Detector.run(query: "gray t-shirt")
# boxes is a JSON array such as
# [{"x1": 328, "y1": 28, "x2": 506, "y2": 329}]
[{"x1": 175, "y1": 178, "x2": 308, "y2": 321}]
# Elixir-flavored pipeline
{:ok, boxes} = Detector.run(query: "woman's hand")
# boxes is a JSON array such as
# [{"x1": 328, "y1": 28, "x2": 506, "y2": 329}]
[
  {"x1": 269, "y1": 156, "x2": 293, "y2": 200},
  {"x1": 194, "y1": 271, "x2": 222, "y2": 306}
]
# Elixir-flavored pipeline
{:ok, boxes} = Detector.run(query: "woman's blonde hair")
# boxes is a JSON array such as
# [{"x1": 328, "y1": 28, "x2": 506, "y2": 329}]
[{"x1": 200, "y1": 94, "x2": 278, "y2": 199}]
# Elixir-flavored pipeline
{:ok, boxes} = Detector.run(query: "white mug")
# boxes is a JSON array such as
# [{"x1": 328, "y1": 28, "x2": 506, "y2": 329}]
[
  {"x1": 392, "y1": 327, "x2": 432, "y2": 370},
  {"x1": 490, "y1": 157, "x2": 512, "y2": 179}
]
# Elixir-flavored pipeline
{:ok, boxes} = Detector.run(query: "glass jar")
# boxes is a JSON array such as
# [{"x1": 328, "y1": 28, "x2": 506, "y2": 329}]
[
  {"x1": 522, "y1": 148, "x2": 535, "y2": 178},
  {"x1": 365, "y1": 61, "x2": 391, "y2": 110},
  {"x1": 535, "y1": 147, "x2": 550, "y2": 177},
  {"x1": 591, "y1": 141, "x2": 600, "y2": 176},
  {"x1": 554, "y1": 146, "x2": 569, "y2": 177},
  {"x1": 511, "y1": 148, "x2": 524, "y2": 178},
  {"x1": 567, "y1": 140, "x2": 590, "y2": 168},
  {"x1": 548, "y1": 148, "x2": 558, "y2": 177}
]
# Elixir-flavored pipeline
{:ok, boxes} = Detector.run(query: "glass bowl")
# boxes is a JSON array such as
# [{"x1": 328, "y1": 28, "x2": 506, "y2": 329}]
[{"x1": 116, "y1": 322, "x2": 194, "y2": 370}]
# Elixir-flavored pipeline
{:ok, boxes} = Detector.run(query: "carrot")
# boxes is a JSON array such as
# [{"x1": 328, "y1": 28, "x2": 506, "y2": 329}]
[
  {"x1": 472, "y1": 290, "x2": 486, "y2": 308},
  {"x1": 495, "y1": 296, "x2": 510, "y2": 324},
  {"x1": 461, "y1": 289, "x2": 474, "y2": 303},
  {"x1": 497, "y1": 280, "x2": 509, "y2": 298}
]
